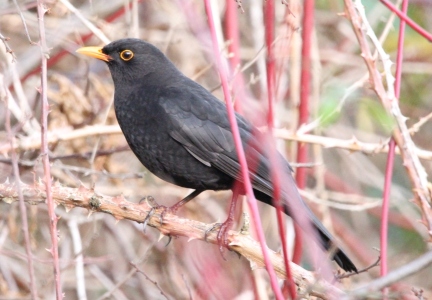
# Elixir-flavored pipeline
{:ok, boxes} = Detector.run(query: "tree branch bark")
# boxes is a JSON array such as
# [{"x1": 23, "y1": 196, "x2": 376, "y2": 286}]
[{"x1": 0, "y1": 181, "x2": 345, "y2": 299}]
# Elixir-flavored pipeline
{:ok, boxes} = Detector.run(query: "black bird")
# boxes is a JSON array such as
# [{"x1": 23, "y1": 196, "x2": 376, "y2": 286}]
[{"x1": 77, "y1": 38, "x2": 357, "y2": 273}]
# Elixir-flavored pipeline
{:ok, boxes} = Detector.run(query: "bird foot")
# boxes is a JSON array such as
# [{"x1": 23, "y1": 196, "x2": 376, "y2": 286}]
[{"x1": 204, "y1": 218, "x2": 234, "y2": 260}]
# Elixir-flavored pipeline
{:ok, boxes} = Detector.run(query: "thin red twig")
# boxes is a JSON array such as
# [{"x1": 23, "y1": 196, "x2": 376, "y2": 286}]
[
  {"x1": 203, "y1": 1, "x2": 284, "y2": 299},
  {"x1": 293, "y1": 0, "x2": 315, "y2": 265},
  {"x1": 380, "y1": 139, "x2": 394, "y2": 291},
  {"x1": 224, "y1": 0, "x2": 243, "y2": 113},
  {"x1": 36, "y1": 1, "x2": 62, "y2": 298},
  {"x1": 264, "y1": 1, "x2": 296, "y2": 299},
  {"x1": 379, "y1": 0, "x2": 432, "y2": 42},
  {"x1": 381, "y1": 0, "x2": 409, "y2": 295}
]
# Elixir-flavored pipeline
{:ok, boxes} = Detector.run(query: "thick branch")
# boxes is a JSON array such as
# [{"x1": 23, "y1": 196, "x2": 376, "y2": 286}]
[{"x1": 0, "y1": 181, "x2": 345, "y2": 299}]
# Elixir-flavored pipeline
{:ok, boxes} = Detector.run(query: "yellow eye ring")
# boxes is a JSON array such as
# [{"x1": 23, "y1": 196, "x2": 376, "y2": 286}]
[{"x1": 120, "y1": 49, "x2": 134, "y2": 61}]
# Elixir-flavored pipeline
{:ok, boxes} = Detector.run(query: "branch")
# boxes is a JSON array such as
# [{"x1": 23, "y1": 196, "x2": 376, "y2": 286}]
[
  {"x1": 3, "y1": 125, "x2": 432, "y2": 161},
  {"x1": 275, "y1": 129, "x2": 432, "y2": 160},
  {"x1": 0, "y1": 181, "x2": 347, "y2": 299},
  {"x1": 348, "y1": 250, "x2": 432, "y2": 298},
  {"x1": 344, "y1": 0, "x2": 432, "y2": 237},
  {"x1": 36, "y1": 0, "x2": 62, "y2": 298}
]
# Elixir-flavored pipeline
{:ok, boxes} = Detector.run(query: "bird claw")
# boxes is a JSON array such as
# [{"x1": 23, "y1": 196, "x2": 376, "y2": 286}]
[
  {"x1": 165, "y1": 235, "x2": 173, "y2": 247},
  {"x1": 142, "y1": 207, "x2": 156, "y2": 233},
  {"x1": 204, "y1": 218, "x2": 234, "y2": 260}
]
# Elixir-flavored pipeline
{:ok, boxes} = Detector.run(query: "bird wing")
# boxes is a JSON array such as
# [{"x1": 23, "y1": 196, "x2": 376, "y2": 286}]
[
  {"x1": 160, "y1": 84, "x2": 360, "y2": 273},
  {"x1": 160, "y1": 83, "x2": 287, "y2": 195}
]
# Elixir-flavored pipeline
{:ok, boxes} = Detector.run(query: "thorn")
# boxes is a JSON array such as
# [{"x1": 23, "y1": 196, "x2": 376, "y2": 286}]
[
  {"x1": 187, "y1": 237, "x2": 196, "y2": 242},
  {"x1": 45, "y1": 248, "x2": 52, "y2": 254},
  {"x1": 87, "y1": 210, "x2": 93, "y2": 218},
  {"x1": 249, "y1": 260, "x2": 258, "y2": 270},
  {"x1": 158, "y1": 233, "x2": 165, "y2": 242},
  {"x1": 64, "y1": 205, "x2": 73, "y2": 213}
]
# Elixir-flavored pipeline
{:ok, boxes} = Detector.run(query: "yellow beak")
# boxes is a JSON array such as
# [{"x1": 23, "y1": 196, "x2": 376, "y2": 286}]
[{"x1": 76, "y1": 46, "x2": 112, "y2": 62}]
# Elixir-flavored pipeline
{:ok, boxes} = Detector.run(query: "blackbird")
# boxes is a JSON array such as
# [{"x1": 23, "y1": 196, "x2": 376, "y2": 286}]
[{"x1": 77, "y1": 38, "x2": 357, "y2": 273}]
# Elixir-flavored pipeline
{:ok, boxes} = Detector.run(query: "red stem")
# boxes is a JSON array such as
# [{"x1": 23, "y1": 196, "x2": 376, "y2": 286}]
[
  {"x1": 381, "y1": 0, "x2": 409, "y2": 295},
  {"x1": 265, "y1": 0, "x2": 276, "y2": 128},
  {"x1": 293, "y1": 0, "x2": 315, "y2": 265},
  {"x1": 204, "y1": 1, "x2": 283, "y2": 299},
  {"x1": 264, "y1": 1, "x2": 296, "y2": 299},
  {"x1": 224, "y1": 0, "x2": 243, "y2": 113},
  {"x1": 36, "y1": 1, "x2": 62, "y2": 298},
  {"x1": 379, "y1": 0, "x2": 432, "y2": 42}
]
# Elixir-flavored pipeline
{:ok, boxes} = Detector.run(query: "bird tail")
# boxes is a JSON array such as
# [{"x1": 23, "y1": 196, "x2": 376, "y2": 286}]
[
  {"x1": 317, "y1": 227, "x2": 358, "y2": 273},
  {"x1": 253, "y1": 189, "x2": 357, "y2": 273}
]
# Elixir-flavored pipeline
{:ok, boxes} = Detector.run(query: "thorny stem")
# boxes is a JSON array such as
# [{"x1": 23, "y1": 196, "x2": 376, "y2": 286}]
[
  {"x1": 0, "y1": 181, "x2": 345, "y2": 299},
  {"x1": 4, "y1": 82, "x2": 38, "y2": 297},
  {"x1": 36, "y1": 1, "x2": 62, "y2": 298},
  {"x1": 344, "y1": 0, "x2": 432, "y2": 238}
]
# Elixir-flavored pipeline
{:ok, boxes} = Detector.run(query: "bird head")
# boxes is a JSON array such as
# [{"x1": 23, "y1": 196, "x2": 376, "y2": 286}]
[{"x1": 76, "y1": 38, "x2": 179, "y2": 88}]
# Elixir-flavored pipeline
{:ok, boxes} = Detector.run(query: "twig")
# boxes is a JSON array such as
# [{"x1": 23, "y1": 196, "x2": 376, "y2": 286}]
[
  {"x1": 181, "y1": 273, "x2": 193, "y2": 300},
  {"x1": 379, "y1": 0, "x2": 432, "y2": 42},
  {"x1": 88, "y1": 265, "x2": 129, "y2": 300},
  {"x1": 409, "y1": 111, "x2": 432, "y2": 134},
  {"x1": 96, "y1": 268, "x2": 138, "y2": 300},
  {"x1": 131, "y1": 263, "x2": 169, "y2": 300},
  {"x1": 68, "y1": 220, "x2": 87, "y2": 300},
  {"x1": 348, "y1": 251, "x2": 432, "y2": 298},
  {"x1": 36, "y1": 1, "x2": 62, "y2": 298},
  {"x1": 12, "y1": 0, "x2": 33, "y2": 44},
  {"x1": 264, "y1": 1, "x2": 296, "y2": 298},
  {"x1": 4, "y1": 124, "x2": 432, "y2": 161},
  {"x1": 337, "y1": 255, "x2": 380, "y2": 279},
  {"x1": 380, "y1": 0, "x2": 408, "y2": 294},
  {"x1": 0, "y1": 181, "x2": 347, "y2": 299},
  {"x1": 0, "y1": 124, "x2": 122, "y2": 153},
  {"x1": 0, "y1": 33, "x2": 16, "y2": 60},
  {"x1": 300, "y1": 190, "x2": 382, "y2": 211},
  {"x1": 3, "y1": 73, "x2": 38, "y2": 299},
  {"x1": 59, "y1": 0, "x2": 111, "y2": 44},
  {"x1": 344, "y1": 0, "x2": 432, "y2": 237},
  {"x1": 274, "y1": 129, "x2": 432, "y2": 160}
]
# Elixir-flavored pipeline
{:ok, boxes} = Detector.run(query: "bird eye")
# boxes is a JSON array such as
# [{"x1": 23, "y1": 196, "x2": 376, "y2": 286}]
[{"x1": 120, "y1": 49, "x2": 134, "y2": 61}]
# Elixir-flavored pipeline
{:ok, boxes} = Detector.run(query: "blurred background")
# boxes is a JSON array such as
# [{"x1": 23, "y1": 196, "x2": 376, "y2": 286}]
[{"x1": 1, "y1": 0, "x2": 432, "y2": 299}]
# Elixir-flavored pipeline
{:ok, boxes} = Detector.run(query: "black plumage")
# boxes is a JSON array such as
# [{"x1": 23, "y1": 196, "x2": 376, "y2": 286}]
[{"x1": 77, "y1": 38, "x2": 357, "y2": 273}]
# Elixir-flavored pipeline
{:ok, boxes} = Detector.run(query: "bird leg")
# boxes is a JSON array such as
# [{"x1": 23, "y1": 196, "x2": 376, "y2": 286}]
[
  {"x1": 205, "y1": 184, "x2": 241, "y2": 257},
  {"x1": 158, "y1": 189, "x2": 204, "y2": 222},
  {"x1": 169, "y1": 189, "x2": 204, "y2": 213}
]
